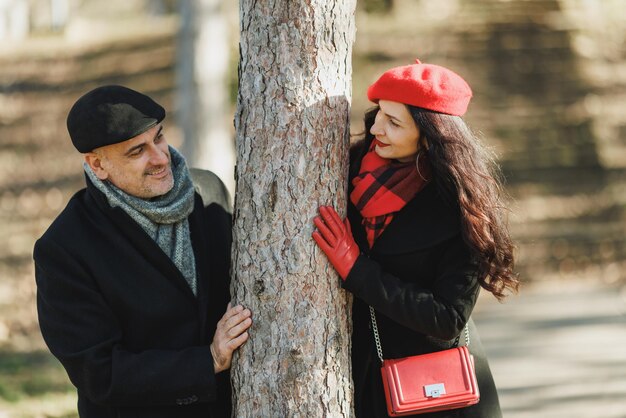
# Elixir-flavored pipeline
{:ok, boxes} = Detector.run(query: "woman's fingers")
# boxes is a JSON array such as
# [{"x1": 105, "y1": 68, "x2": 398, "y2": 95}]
[
  {"x1": 314, "y1": 216, "x2": 337, "y2": 246},
  {"x1": 344, "y1": 218, "x2": 353, "y2": 235},
  {"x1": 328, "y1": 207, "x2": 346, "y2": 236},
  {"x1": 320, "y1": 206, "x2": 344, "y2": 237},
  {"x1": 312, "y1": 231, "x2": 333, "y2": 254}
]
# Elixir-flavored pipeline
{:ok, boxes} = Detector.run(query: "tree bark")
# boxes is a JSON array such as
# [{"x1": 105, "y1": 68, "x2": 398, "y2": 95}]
[{"x1": 231, "y1": 0, "x2": 356, "y2": 416}]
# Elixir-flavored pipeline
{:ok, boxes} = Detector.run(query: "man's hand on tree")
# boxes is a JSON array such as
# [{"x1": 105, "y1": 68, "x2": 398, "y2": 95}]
[
  {"x1": 312, "y1": 206, "x2": 360, "y2": 280},
  {"x1": 211, "y1": 303, "x2": 252, "y2": 373}
]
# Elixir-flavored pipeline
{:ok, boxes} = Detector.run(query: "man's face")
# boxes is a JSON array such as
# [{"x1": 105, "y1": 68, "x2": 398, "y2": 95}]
[{"x1": 85, "y1": 124, "x2": 174, "y2": 198}]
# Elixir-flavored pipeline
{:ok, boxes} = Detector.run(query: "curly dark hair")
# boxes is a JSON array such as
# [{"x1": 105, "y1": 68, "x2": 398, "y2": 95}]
[{"x1": 350, "y1": 106, "x2": 519, "y2": 300}]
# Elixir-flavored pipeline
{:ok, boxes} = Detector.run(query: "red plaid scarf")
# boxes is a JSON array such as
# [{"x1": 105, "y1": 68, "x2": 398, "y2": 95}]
[{"x1": 350, "y1": 141, "x2": 430, "y2": 248}]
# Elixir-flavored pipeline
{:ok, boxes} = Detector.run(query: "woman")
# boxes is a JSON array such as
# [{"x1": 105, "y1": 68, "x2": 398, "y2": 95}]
[{"x1": 312, "y1": 59, "x2": 518, "y2": 417}]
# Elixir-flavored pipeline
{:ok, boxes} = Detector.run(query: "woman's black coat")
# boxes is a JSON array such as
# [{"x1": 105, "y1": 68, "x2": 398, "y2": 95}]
[
  {"x1": 33, "y1": 170, "x2": 232, "y2": 418},
  {"x1": 344, "y1": 164, "x2": 502, "y2": 418}
]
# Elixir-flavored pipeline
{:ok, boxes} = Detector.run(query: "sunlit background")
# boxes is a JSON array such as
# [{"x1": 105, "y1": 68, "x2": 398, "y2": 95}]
[{"x1": 1, "y1": 0, "x2": 625, "y2": 417}]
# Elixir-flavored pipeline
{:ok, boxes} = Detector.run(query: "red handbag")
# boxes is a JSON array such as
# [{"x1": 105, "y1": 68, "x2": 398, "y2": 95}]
[{"x1": 369, "y1": 307, "x2": 480, "y2": 416}]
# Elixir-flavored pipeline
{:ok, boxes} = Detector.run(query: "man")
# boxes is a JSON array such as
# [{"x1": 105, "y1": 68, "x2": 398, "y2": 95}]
[{"x1": 33, "y1": 85, "x2": 251, "y2": 417}]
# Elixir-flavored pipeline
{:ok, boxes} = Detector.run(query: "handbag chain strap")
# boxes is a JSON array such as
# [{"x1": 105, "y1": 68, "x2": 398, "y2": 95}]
[{"x1": 368, "y1": 306, "x2": 470, "y2": 364}]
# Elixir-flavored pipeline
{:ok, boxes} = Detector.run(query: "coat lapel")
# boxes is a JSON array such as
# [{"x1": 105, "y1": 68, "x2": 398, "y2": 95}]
[
  {"x1": 188, "y1": 195, "x2": 211, "y2": 341},
  {"x1": 86, "y1": 178, "x2": 198, "y2": 302}
]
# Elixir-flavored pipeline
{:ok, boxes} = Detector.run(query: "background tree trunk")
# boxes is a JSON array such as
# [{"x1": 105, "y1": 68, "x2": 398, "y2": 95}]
[
  {"x1": 177, "y1": 0, "x2": 235, "y2": 195},
  {"x1": 231, "y1": 0, "x2": 356, "y2": 416}
]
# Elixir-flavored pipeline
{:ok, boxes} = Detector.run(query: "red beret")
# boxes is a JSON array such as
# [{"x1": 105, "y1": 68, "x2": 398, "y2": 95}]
[{"x1": 367, "y1": 59, "x2": 472, "y2": 116}]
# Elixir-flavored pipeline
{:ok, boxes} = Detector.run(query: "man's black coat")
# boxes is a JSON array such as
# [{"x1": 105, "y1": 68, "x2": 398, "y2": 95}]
[{"x1": 34, "y1": 169, "x2": 232, "y2": 418}]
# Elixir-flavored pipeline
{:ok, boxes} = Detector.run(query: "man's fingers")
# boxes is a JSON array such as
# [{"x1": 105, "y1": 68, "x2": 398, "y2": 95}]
[
  {"x1": 227, "y1": 317, "x2": 252, "y2": 339},
  {"x1": 218, "y1": 302, "x2": 233, "y2": 324},
  {"x1": 211, "y1": 306, "x2": 252, "y2": 373},
  {"x1": 227, "y1": 331, "x2": 249, "y2": 350},
  {"x1": 221, "y1": 304, "x2": 246, "y2": 324},
  {"x1": 224, "y1": 308, "x2": 251, "y2": 330}
]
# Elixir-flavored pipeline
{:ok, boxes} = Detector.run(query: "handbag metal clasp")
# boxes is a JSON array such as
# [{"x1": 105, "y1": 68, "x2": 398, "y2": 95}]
[{"x1": 424, "y1": 383, "x2": 446, "y2": 398}]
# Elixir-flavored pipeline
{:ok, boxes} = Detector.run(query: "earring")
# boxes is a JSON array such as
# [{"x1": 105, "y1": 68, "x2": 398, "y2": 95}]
[{"x1": 416, "y1": 151, "x2": 427, "y2": 182}]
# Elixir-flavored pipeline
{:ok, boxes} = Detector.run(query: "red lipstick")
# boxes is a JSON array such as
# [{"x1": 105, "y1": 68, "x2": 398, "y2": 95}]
[{"x1": 374, "y1": 139, "x2": 390, "y2": 148}]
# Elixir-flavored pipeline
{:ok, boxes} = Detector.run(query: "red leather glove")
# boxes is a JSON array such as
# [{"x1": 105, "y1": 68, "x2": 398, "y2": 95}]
[{"x1": 312, "y1": 206, "x2": 360, "y2": 280}]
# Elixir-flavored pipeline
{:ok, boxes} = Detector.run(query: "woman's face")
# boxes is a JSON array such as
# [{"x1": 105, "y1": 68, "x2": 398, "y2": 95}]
[{"x1": 370, "y1": 100, "x2": 421, "y2": 162}]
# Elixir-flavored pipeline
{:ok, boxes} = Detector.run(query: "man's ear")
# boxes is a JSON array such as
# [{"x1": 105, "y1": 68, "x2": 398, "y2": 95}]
[{"x1": 84, "y1": 152, "x2": 109, "y2": 180}]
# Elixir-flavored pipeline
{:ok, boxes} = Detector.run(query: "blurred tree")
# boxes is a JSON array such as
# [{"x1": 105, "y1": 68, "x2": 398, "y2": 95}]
[
  {"x1": 177, "y1": 0, "x2": 235, "y2": 193},
  {"x1": 363, "y1": 0, "x2": 392, "y2": 14},
  {"x1": 0, "y1": 0, "x2": 29, "y2": 39},
  {"x1": 230, "y1": 0, "x2": 356, "y2": 416}
]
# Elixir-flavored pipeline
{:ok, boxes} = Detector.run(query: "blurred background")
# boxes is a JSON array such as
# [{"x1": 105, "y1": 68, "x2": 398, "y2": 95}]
[{"x1": 0, "y1": 0, "x2": 625, "y2": 417}]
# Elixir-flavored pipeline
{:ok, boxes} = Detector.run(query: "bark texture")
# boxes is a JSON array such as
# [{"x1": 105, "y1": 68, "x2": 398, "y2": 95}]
[{"x1": 231, "y1": 0, "x2": 356, "y2": 416}]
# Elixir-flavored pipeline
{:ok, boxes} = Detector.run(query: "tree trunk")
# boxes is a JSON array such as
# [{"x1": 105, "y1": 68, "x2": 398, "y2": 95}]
[{"x1": 231, "y1": 0, "x2": 356, "y2": 416}]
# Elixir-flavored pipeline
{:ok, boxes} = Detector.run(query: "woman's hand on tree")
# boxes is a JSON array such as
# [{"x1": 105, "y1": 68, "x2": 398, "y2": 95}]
[
  {"x1": 210, "y1": 303, "x2": 252, "y2": 373},
  {"x1": 312, "y1": 206, "x2": 360, "y2": 280}
]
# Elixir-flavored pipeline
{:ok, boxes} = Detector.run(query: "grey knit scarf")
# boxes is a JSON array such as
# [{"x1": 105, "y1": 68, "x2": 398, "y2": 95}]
[{"x1": 84, "y1": 146, "x2": 198, "y2": 296}]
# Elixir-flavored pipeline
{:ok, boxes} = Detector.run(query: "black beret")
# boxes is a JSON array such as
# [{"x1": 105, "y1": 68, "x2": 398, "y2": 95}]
[{"x1": 67, "y1": 85, "x2": 165, "y2": 152}]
